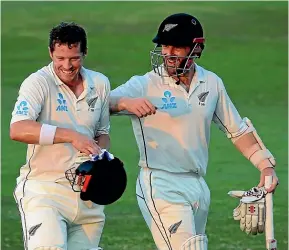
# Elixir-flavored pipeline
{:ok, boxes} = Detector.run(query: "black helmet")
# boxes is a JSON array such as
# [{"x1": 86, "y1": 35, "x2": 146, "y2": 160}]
[
  {"x1": 152, "y1": 13, "x2": 204, "y2": 47},
  {"x1": 150, "y1": 13, "x2": 205, "y2": 78},
  {"x1": 65, "y1": 154, "x2": 127, "y2": 205}
]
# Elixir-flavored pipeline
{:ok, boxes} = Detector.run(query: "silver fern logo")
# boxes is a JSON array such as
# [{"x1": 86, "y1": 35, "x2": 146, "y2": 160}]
[
  {"x1": 28, "y1": 223, "x2": 42, "y2": 239},
  {"x1": 168, "y1": 220, "x2": 182, "y2": 237},
  {"x1": 197, "y1": 91, "x2": 209, "y2": 106},
  {"x1": 163, "y1": 24, "x2": 178, "y2": 32},
  {"x1": 87, "y1": 96, "x2": 98, "y2": 112}
]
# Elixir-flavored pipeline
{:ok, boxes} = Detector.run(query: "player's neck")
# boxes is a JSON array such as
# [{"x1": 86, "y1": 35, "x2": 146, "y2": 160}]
[
  {"x1": 65, "y1": 74, "x2": 82, "y2": 87},
  {"x1": 174, "y1": 67, "x2": 195, "y2": 87},
  {"x1": 65, "y1": 74, "x2": 84, "y2": 98}
]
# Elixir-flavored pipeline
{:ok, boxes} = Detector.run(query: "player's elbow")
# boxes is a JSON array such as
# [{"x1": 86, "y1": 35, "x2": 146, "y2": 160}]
[
  {"x1": 10, "y1": 120, "x2": 41, "y2": 144},
  {"x1": 10, "y1": 122, "x2": 24, "y2": 141},
  {"x1": 10, "y1": 124, "x2": 19, "y2": 141}
]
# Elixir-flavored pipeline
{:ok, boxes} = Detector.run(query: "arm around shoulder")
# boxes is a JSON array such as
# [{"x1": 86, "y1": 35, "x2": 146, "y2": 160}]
[
  {"x1": 109, "y1": 75, "x2": 148, "y2": 114},
  {"x1": 109, "y1": 96, "x2": 131, "y2": 113}
]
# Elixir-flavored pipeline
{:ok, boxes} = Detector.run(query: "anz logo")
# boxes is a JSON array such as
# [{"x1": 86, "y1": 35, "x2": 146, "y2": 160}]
[
  {"x1": 16, "y1": 100, "x2": 29, "y2": 115},
  {"x1": 161, "y1": 91, "x2": 177, "y2": 110},
  {"x1": 56, "y1": 93, "x2": 68, "y2": 112}
]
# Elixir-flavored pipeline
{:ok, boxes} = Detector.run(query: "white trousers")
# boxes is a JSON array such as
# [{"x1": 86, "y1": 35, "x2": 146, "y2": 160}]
[
  {"x1": 136, "y1": 167, "x2": 210, "y2": 250},
  {"x1": 14, "y1": 179, "x2": 105, "y2": 250}
]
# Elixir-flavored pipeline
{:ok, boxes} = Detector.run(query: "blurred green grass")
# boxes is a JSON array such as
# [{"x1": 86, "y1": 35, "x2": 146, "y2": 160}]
[{"x1": 1, "y1": 1, "x2": 288, "y2": 249}]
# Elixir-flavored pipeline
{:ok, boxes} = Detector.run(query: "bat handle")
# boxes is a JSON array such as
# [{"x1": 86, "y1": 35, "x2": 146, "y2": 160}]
[{"x1": 265, "y1": 176, "x2": 277, "y2": 250}]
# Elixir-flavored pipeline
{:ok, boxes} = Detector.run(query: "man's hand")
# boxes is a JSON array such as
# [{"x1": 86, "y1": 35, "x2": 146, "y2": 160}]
[
  {"x1": 119, "y1": 97, "x2": 157, "y2": 118},
  {"x1": 228, "y1": 186, "x2": 266, "y2": 235},
  {"x1": 258, "y1": 167, "x2": 279, "y2": 193},
  {"x1": 71, "y1": 133, "x2": 102, "y2": 156}
]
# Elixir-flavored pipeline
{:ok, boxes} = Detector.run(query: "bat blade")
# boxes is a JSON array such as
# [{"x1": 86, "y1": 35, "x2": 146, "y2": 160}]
[{"x1": 265, "y1": 176, "x2": 277, "y2": 250}]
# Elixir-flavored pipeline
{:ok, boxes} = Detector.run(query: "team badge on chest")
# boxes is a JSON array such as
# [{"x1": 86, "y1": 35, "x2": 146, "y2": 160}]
[
  {"x1": 197, "y1": 91, "x2": 209, "y2": 106},
  {"x1": 161, "y1": 91, "x2": 177, "y2": 110},
  {"x1": 56, "y1": 93, "x2": 68, "y2": 112},
  {"x1": 87, "y1": 96, "x2": 99, "y2": 112}
]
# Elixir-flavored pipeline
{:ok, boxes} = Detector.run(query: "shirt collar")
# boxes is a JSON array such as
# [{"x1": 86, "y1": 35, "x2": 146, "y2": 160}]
[
  {"x1": 194, "y1": 63, "x2": 205, "y2": 84},
  {"x1": 49, "y1": 62, "x2": 88, "y2": 88},
  {"x1": 49, "y1": 62, "x2": 63, "y2": 86},
  {"x1": 49, "y1": 63, "x2": 96, "y2": 98}
]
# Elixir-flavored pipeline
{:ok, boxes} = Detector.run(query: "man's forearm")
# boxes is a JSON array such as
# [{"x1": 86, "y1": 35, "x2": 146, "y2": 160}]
[
  {"x1": 234, "y1": 132, "x2": 257, "y2": 152},
  {"x1": 95, "y1": 134, "x2": 110, "y2": 150},
  {"x1": 234, "y1": 132, "x2": 273, "y2": 170},
  {"x1": 10, "y1": 120, "x2": 77, "y2": 145},
  {"x1": 109, "y1": 96, "x2": 128, "y2": 113}
]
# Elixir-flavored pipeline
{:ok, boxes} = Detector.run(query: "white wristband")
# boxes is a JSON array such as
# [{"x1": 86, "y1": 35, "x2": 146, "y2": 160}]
[{"x1": 39, "y1": 124, "x2": 57, "y2": 145}]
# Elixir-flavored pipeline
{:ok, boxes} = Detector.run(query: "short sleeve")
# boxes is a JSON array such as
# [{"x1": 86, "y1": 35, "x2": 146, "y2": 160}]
[
  {"x1": 212, "y1": 77, "x2": 248, "y2": 138},
  {"x1": 110, "y1": 75, "x2": 148, "y2": 98},
  {"x1": 10, "y1": 73, "x2": 46, "y2": 125}
]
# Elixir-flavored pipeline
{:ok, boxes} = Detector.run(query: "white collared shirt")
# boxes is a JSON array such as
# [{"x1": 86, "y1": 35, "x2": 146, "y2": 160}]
[
  {"x1": 111, "y1": 64, "x2": 247, "y2": 175},
  {"x1": 11, "y1": 63, "x2": 111, "y2": 182}
]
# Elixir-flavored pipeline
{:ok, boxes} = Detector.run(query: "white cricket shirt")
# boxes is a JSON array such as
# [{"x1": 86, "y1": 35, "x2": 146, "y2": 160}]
[
  {"x1": 111, "y1": 64, "x2": 247, "y2": 176},
  {"x1": 11, "y1": 62, "x2": 110, "y2": 182}
]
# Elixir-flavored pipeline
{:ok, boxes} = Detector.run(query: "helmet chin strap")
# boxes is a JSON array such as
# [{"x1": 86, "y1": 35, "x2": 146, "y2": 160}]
[
  {"x1": 175, "y1": 64, "x2": 195, "y2": 89},
  {"x1": 176, "y1": 77, "x2": 181, "y2": 85},
  {"x1": 174, "y1": 45, "x2": 200, "y2": 86},
  {"x1": 175, "y1": 63, "x2": 191, "y2": 85}
]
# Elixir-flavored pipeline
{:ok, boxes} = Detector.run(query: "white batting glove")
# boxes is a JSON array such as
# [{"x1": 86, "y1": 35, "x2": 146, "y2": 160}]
[{"x1": 228, "y1": 187, "x2": 266, "y2": 235}]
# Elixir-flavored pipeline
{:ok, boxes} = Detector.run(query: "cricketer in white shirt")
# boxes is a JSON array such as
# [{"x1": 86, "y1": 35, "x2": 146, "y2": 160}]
[
  {"x1": 110, "y1": 63, "x2": 278, "y2": 250},
  {"x1": 109, "y1": 13, "x2": 278, "y2": 250},
  {"x1": 110, "y1": 63, "x2": 235, "y2": 249},
  {"x1": 111, "y1": 63, "x2": 247, "y2": 175},
  {"x1": 11, "y1": 62, "x2": 110, "y2": 250}
]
